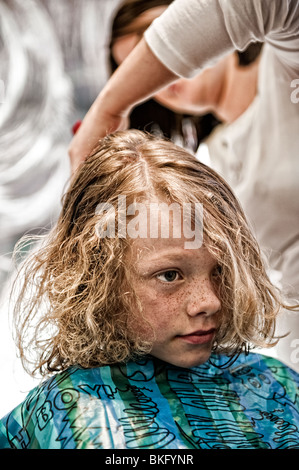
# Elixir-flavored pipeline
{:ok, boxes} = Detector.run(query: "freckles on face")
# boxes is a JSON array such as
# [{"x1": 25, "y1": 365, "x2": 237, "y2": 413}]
[
  {"x1": 126, "y1": 231, "x2": 221, "y2": 368},
  {"x1": 130, "y1": 272, "x2": 175, "y2": 334}
]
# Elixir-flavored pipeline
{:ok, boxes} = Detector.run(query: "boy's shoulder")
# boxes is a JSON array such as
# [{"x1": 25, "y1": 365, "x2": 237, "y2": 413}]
[
  {"x1": 0, "y1": 353, "x2": 298, "y2": 449},
  {"x1": 0, "y1": 361, "x2": 158, "y2": 449},
  {"x1": 0, "y1": 365, "x2": 106, "y2": 449}
]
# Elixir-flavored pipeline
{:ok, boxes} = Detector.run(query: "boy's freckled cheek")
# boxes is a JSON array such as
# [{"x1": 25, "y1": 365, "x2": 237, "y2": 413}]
[
  {"x1": 142, "y1": 288, "x2": 175, "y2": 305},
  {"x1": 154, "y1": 295, "x2": 183, "y2": 321}
]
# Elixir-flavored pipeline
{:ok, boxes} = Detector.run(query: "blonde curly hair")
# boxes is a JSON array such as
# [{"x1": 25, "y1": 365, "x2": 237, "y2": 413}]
[{"x1": 12, "y1": 130, "x2": 292, "y2": 376}]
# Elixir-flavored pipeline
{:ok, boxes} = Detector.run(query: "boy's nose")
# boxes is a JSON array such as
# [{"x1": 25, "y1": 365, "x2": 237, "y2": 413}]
[{"x1": 186, "y1": 279, "x2": 221, "y2": 317}]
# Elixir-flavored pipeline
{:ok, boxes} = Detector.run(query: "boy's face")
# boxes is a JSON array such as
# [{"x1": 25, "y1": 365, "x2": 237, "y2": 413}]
[{"x1": 127, "y1": 210, "x2": 221, "y2": 369}]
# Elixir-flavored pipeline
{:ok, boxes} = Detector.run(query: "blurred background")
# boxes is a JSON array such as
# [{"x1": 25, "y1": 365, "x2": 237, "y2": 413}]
[{"x1": 0, "y1": 0, "x2": 122, "y2": 417}]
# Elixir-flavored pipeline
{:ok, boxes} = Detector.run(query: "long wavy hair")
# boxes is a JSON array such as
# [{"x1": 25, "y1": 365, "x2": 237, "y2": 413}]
[{"x1": 12, "y1": 130, "x2": 291, "y2": 376}]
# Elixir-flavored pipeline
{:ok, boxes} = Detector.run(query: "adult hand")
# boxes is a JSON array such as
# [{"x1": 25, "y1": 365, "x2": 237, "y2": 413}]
[
  {"x1": 69, "y1": 104, "x2": 129, "y2": 174},
  {"x1": 68, "y1": 38, "x2": 177, "y2": 174}
]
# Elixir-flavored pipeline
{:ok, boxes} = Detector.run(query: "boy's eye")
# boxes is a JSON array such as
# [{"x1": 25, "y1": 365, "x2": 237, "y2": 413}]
[
  {"x1": 215, "y1": 265, "x2": 222, "y2": 274},
  {"x1": 212, "y1": 265, "x2": 222, "y2": 279},
  {"x1": 156, "y1": 270, "x2": 180, "y2": 283}
]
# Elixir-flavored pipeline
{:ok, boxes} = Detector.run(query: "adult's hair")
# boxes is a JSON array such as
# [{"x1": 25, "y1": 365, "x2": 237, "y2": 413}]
[{"x1": 13, "y1": 130, "x2": 286, "y2": 376}]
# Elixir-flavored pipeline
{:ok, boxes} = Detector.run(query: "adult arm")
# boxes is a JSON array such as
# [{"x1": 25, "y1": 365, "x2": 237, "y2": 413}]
[
  {"x1": 68, "y1": 39, "x2": 178, "y2": 172},
  {"x1": 69, "y1": 0, "x2": 299, "y2": 171}
]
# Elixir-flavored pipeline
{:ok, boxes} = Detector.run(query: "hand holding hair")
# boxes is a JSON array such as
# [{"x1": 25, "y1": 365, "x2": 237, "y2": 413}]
[{"x1": 68, "y1": 38, "x2": 177, "y2": 173}]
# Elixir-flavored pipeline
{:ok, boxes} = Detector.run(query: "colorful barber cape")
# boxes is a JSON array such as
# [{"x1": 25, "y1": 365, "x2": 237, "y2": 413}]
[{"x1": 0, "y1": 352, "x2": 298, "y2": 449}]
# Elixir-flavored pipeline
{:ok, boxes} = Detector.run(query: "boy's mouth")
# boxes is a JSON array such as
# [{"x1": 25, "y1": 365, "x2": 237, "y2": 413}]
[{"x1": 177, "y1": 328, "x2": 216, "y2": 345}]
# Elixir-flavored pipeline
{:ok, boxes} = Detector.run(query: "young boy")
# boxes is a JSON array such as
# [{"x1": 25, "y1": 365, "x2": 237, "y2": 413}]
[{"x1": 1, "y1": 130, "x2": 298, "y2": 449}]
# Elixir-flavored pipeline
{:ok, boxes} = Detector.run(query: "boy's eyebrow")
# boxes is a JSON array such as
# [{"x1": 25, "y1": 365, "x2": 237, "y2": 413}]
[{"x1": 138, "y1": 248, "x2": 194, "y2": 263}]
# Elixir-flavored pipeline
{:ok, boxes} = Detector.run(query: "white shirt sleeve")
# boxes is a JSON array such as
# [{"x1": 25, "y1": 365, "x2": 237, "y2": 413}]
[{"x1": 144, "y1": 0, "x2": 299, "y2": 77}]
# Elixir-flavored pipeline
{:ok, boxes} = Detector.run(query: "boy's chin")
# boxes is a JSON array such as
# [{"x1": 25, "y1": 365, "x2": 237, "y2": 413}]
[{"x1": 156, "y1": 351, "x2": 212, "y2": 369}]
